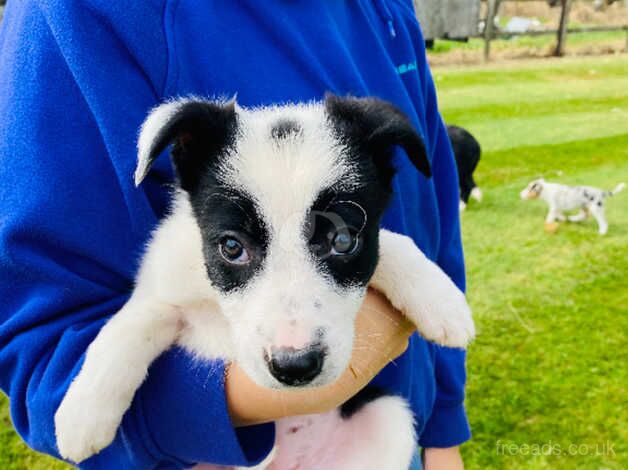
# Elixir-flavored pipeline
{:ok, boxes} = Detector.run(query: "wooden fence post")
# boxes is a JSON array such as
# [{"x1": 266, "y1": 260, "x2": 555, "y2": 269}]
[
  {"x1": 555, "y1": 0, "x2": 573, "y2": 56},
  {"x1": 484, "y1": 0, "x2": 499, "y2": 62}
]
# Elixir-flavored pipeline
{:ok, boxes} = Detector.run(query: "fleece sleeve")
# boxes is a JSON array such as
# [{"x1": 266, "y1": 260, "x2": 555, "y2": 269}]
[
  {"x1": 0, "y1": 1, "x2": 273, "y2": 468},
  {"x1": 416, "y1": 46, "x2": 472, "y2": 449}
]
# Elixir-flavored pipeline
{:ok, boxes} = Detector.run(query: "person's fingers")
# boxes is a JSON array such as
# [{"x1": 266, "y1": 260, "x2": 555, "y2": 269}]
[
  {"x1": 341, "y1": 290, "x2": 415, "y2": 395},
  {"x1": 355, "y1": 289, "x2": 415, "y2": 357},
  {"x1": 358, "y1": 289, "x2": 415, "y2": 335}
]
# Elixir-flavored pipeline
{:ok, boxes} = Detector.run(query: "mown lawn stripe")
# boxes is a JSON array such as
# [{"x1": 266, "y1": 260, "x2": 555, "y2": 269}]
[{"x1": 444, "y1": 95, "x2": 627, "y2": 124}]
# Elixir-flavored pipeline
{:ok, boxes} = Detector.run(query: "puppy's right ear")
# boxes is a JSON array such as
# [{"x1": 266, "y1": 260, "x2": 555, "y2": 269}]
[
  {"x1": 135, "y1": 98, "x2": 237, "y2": 190},
  {"x1": 324, "y1": 94, "x2": 430, "y2": 188}
]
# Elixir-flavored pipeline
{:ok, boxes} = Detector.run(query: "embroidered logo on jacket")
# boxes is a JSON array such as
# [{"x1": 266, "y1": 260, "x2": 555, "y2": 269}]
[{"x1": 396, "y1": 61, "x2": 417, "y2": 75}]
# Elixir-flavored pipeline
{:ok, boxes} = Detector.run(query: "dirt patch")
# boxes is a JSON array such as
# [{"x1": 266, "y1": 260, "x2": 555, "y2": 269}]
[{"x1": 428, "y1": 41, "x2": 626, "y2": 67}]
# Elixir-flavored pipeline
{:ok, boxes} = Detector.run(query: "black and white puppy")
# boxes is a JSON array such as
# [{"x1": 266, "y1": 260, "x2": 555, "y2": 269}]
[
  {"x1": 447, "y1": 125, "x2": 482, "y2": 211},
  {"x1": 520, "y1": 178, "x2": 625, "y2": 235},
  {"x1": 55, "y1": 96, "x2": 475, "y2": 468}
]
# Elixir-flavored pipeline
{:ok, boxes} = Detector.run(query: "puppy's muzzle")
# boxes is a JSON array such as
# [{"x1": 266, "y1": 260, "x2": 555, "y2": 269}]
[{"x1": 265, "y1": 343, "x2": 326, "y2": 386}]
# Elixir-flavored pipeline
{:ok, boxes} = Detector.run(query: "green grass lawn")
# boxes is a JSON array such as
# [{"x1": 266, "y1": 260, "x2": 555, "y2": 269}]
[
  {"x1": 436, "y1": 55, "x2": 628, "y2": 469},
  {"x1": 1, "y1": 55, "x2": 627, "y2": 468}
]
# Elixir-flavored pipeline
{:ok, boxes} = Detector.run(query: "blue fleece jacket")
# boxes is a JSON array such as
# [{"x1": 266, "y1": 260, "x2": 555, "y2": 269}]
[{"x1": 0, "y1": 1, "x2": 469, "y2": 468}]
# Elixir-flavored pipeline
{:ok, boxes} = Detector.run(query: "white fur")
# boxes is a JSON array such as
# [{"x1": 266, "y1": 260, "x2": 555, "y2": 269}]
[
  {"x1": 55, "y1": 100, "x2": 475, "y2": 464},
  {"x1": 136, "y1": 99, "x2": 187, "y2": 185},
  {"x1": 371, "y1": 230, "x2": 474, "y2": 348},
  {"x1": 470, "y1": 186, "x2": 483, "y2": 202},
  {"x1": 520, "y1": 178, "x2": 624, "y2": 235},
  {"x1": 460, "y1": 187, "x2": 482, "y2": 212},
  {"x1": 215, "y1": 103, "x2": 364, "y2": 388},
  {"x1": 612, "y1": 182, "x2": 625, "y2": 195}
]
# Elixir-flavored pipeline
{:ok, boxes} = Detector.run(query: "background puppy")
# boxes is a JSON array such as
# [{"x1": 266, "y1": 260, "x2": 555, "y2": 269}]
[
  {"x1": 520, "y1": 178, "x2": 625, "y2": 235},
  {"x1": 54, "y1": 96, "x2": 475, "y2": 468},
  {"x1": 447, "y1": 125, "x2": 483, "y2": 211}
]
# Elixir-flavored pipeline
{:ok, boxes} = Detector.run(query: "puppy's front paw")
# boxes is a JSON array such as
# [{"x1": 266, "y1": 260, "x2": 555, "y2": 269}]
[
  {"x1": 373, "y1": 230, "x2": 476, "y2": 349},
  {"x1": 410, "y1": 288, "x2": 475, "y2": 348},
  {"x1": 55, "y1": 380, "x2": 125, "y2": 463}
]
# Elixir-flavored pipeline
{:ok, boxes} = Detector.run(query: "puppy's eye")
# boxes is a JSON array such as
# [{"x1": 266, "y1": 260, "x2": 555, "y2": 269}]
[
  {"x1": 331, "y1": 231, "x2": 359, "y2": 256},
  {"x1": 219, "y1": 237, "x2": 251, "y2": 265}
]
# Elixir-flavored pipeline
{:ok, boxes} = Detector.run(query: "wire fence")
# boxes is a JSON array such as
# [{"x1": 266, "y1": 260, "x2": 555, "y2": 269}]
[{"x1": 481, "y1": 0, "x2": 628, "y2": 60}]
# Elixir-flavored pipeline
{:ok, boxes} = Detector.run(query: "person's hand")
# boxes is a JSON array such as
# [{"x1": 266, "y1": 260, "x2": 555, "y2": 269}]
[
  {"x1": 226, "y1": 288, "x2": 415, "y2": 426},
  {"x1": 424, "y1": 447, "x2": 464, "y2": 470}
]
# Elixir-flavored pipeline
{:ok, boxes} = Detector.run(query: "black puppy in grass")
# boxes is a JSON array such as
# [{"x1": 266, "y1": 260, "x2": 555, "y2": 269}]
[{"x1": 447, "y1": 125, "x2": 482, "y2": 211}]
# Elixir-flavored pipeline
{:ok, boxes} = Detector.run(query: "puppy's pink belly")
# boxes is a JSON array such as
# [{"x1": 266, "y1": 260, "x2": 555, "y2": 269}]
[
  {"x1": 269, "y1": 405, "x2": 394, "y2": 470},
  {"x1": 269, "y1": 413, "x2": 337, "y2": 470},
  {"x1": 191, "y1": 413, "x2": 344, "y2": 470},
  {"x1": 192, "y1": 399, "x2": 413, "y2": 470}
]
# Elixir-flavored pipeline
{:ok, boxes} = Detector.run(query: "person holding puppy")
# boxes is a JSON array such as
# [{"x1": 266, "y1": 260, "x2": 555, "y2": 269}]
[{"x1": 0, "y1": 1, "x2": 469, "y2": 468}]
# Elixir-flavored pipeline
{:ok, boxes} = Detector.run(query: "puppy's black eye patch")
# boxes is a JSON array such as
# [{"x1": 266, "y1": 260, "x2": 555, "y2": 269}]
[
  {"x1": 326, "y1": 201, "x2": 368, "y2": 233},
  {"x1": 189, "y1": 183, "x2": 269, "y2": 293},
  {"x1": 306, "y1": 210, "x2": 360, "y2": 260},
  {"x1": 305, "y1": 201, "x2": 366, "y2": 239},
  {"x1": 306, "y1": 191, "x2": 379, "y2": 288}
]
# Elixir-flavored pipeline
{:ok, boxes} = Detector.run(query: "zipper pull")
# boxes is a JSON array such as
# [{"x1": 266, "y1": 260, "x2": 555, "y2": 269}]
[{"x1": 387, "y1": 19, "x2": 397, "y2": 38}]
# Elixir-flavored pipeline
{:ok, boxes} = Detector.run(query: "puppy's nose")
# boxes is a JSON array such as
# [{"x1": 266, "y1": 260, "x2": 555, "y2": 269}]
[{"x1": 266, "y1": 344, "x2": 325, "y2": 386}]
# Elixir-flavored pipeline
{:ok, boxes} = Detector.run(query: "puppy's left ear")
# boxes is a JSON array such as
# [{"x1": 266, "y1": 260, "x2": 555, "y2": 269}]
[{"x1": 325, "y1": 94, "x2": 430, "y2": 184}]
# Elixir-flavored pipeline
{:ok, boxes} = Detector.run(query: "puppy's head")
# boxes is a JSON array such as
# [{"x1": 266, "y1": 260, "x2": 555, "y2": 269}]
[
  {"x1": 136, "y1": 95, "x2": 429, "y2": 388},
  {"x1": 520, "y1": 178, "x2": 545, "y2": 200}
]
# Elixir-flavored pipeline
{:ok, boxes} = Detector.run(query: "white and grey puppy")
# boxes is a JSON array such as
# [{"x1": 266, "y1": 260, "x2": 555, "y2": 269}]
[
  {"x1": 55, "y1": 96, "x2": 475, "y2": 468},
  {"x1": 520, "y1": 178, "x2": 625, "y2": 235}
]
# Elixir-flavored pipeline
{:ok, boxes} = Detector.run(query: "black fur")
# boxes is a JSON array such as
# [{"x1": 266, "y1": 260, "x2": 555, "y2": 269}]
[
  {"x1": 307, "y1": 189, "x2": 382, "y2": 289},
  {"x1": 325, "y1": 94, "x2": 431, "y2": 189},
  {"x1": 340, "y1": 386, "x2": 388, "y2": 419},
  {"x1": 190, "y1": 182, "x2": 269, "y2": 293},
  {"x1": 138, "y1": 101, "x2": 269, "y2": 293},
  {"x1": 320, "y1": 95, "x2": 431, "y2": 288},
  {"x1": 271, "y1": 119, "x2": 302, "y2": 141},
  {"x1": 142, "y1": 101, "x2": 238, "y2": 192},
  {"x1": 140, "y1": 96, "x2": 431, "y2": 293},
  {"x1": 447, "y1": 125, "x2": 481, "y2": 203}
]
